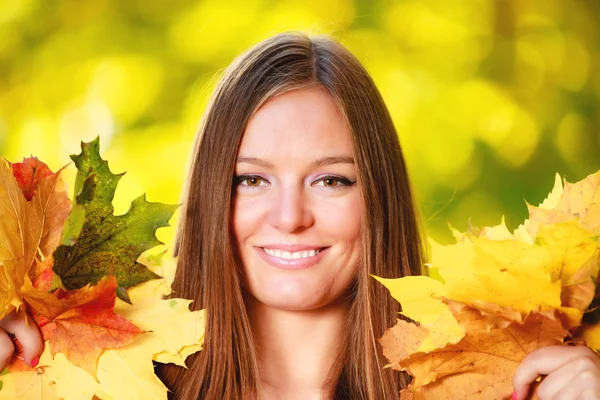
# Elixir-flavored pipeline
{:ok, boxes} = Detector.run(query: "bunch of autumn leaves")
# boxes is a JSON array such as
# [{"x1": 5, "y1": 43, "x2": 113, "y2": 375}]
[
  {"x1": 375, "y1": 172, "x2": 600, "y2": 399},
  {"x1": 0, "y1": 138, "x2": 204, "y2": 399}
]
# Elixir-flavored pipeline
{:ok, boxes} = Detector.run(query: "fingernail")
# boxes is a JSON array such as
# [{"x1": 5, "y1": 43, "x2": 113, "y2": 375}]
[
  {"x1": 512, "y1": 390, "x2": 517, "y2": 400},
  {"x1": 29, "y1": 355, "x2": 39, "y2": 368}
]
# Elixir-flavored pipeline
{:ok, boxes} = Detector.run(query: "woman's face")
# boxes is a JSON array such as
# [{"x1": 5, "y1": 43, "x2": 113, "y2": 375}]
[{"x1": 232, "y1": 85, "x2": 363, "y2": 311}]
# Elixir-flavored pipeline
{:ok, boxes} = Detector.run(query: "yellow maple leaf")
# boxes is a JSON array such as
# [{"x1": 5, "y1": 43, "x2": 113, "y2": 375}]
[
  {"x1": 89, "y1": 266, "x2": 204, "y2": 398},
  {"x1": 0, "y1": 343, "x2": 99, "y2": 400},
  {"x1": 518, "y1": 173, "x2": 600, "y2": 342},
  {"x1": 525, "y1": 171, "x2": 600, "y2": 239},
  {"x1": 114, "y1": 278, "x2": 205, "y2": 358},
  {"x1": 539, "y1": 173, "x2": 564, "y2": 210},
  {"x1": 0, "y1": 368, "x2": 57, "y2": 400},
  {"x1": 450, "y1": 217, "x2": 515, "y2": 243},
  {"x1": 95, "y1": 333, "x2": 170, "y2": 400},
  {"x1": 429, "y1": 235, "x2": 562, "y2": 314},
  {"x1": 513, "y1": 173, "x2": 564, "y2": 243},
  {"x1": 0, "y1": 159, "x2": 39, "y2": 318},
  {"x1": 373, "y1": 276, "x2": 464, "y2": 353},
  {"x1": 0, "y1": 159, "x2": 70, "y2": 320},
  {"x1": 438, "y1": 219, "x2": 598, "y2": 328},
  {"x1": 153, "y1": 343, "x2": 204, "y2": 367}
]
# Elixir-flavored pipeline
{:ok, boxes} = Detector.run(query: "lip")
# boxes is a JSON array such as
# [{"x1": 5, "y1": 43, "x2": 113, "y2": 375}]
[
  {"x1": 260, "y1": 243, "x2": 324, "y2": 252},
  {"x1": 256, "y1": 246, "x2": 329, "y2": 270}
]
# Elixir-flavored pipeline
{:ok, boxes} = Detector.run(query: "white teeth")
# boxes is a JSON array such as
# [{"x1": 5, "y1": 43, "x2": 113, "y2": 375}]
[{"x1": 263, "y1": 248, "x2": 321, "y2": 259}]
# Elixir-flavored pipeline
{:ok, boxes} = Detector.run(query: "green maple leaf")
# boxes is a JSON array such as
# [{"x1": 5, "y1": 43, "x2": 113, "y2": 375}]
[{"x1": 52, "y1": 137, "x2": 180, "y2": 302}]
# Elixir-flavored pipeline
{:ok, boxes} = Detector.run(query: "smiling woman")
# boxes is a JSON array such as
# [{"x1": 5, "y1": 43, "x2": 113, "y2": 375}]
[
  {"x1": 1, "y1": 29, "x2": 599, "y2": 400},
  {"x1": 151, "y1": 28, "x2": 600, "y2": 399},
  {"x1": 153, "y1": 30, "x2": 600, "y2": 400},
  {"x1": 157, "y1": 31, "x2": 425, "y2": 399}
]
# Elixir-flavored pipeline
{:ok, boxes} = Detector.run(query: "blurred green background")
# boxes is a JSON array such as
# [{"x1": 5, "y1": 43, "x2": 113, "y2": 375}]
[{"x1": 1, "y1": 0, "x2": 599, "y2": 247}]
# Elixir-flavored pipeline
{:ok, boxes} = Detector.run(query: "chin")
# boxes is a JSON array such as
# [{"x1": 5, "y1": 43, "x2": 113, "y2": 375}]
[
  {"x1": 265, "y1": 299, "x2": 323, "y2": 312},
  {"x1": 248, "y1": 281, "x2": 333, "y2": 311}
]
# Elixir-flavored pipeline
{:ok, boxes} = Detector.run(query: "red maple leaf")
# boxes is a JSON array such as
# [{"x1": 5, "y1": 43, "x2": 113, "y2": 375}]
[
  {"x1": 18, "y1": 275, "x2": 144, "y2": 377},
  {"x1": 9, "y1": 156, "x2": 55, "y2": 201}
]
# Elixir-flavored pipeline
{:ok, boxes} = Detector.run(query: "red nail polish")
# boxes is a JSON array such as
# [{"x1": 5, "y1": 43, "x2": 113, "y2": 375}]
[
  {"x1": 512, "y1": 390, "x2": 517, "y2": 400},
  {"x1": 30, "y1": 355, "x2": 39, "y2": 368}
]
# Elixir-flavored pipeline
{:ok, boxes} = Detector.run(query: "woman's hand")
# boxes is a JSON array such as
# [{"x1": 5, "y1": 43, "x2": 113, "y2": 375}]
[
  {"x1": 0, "y1": 308, "x2": 43, "y2": 371},
  {"x1": 513, "y1": 345, "x2": 600, "y2": 399}
]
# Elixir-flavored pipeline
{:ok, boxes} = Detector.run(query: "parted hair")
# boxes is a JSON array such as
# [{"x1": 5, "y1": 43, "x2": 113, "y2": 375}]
[{"x1": 157, "y1": 31, "x2": 425, "y2": 399}]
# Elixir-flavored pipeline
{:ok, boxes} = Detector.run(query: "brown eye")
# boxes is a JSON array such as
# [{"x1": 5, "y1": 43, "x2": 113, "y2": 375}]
[
  {"x1": 235, "y1": 175, "x2": 267, "y2": 188},
  {"x1": 313, "y1": 176, "x2": 356, "y2": 189},
  {"x1": 247, "y1": 177, "x2": 261, "y2": 187}
]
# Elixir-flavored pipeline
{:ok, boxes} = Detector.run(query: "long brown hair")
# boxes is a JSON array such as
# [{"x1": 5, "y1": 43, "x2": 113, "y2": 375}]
[{"x1": 158, "y1": 31, "x2": 425, "y2": 399}]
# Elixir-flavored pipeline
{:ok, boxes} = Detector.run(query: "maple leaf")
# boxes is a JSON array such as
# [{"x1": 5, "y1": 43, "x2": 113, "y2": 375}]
[
  {"x1": 373, "y1": 275, "x2": 464, "y2": 353},
  {"x1": 449, "y1": 216, "x2": 515, "y2": 243},
  {"x1": 10, "y1": 157, "x2": 55, "y2": 201},
  {"x1": 518, "y1": 172, "x2": 600, "y2": 341},
  {"x1": 0, "y1": 158, "x2": 70, "y2": 320},
  {"x1": 11, "y1": 158, "x2": 71, "y2": 264},
  {"x1": 19, "y1": 275, "x2": 143, "y2": 377},
  {"x1": 428, "y1": 234, "x2": 562, "y2": 315},
  {"x1": 430, "y1": 220, "x2": 598, "y2": 329},
  {"x1": 378, "y1": 319, "x2": 429, "y2": 370},
  {"x1": 0, "y1": 367, "x2": 58, "y2": 399},
  {"x1": 153, "y1": 343, "x2": 204, "y2": 367},
  {"x1": 95, "y1": 333, "x2": 170, "y2": 400},
  {"x1": 114, "y1": 278, "x2": 205, "y2": 361},
  {"x1": 525, "y1": 171, "x2": 600, "y2": 237},
  {"x1": 395, "y1": 302, "x2": 567, "y2": 400},
  {"x1": 51, "y1": 137, "x2": 179, "y2": 302},
  {"x1": 0, "y1": 344, "x2": 100, "y2": 400},
  {"x1": 95, "y1": 268, "x2": 205, "y2": 399}
]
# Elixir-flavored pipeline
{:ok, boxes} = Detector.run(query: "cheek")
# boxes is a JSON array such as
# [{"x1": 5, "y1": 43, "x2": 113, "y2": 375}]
[
  {"x1": 231, "y1": 195, "x2": 264, "y2": 245},
  {"x1": 315, "y1": 194, "x2": 363, "y2": 246}
]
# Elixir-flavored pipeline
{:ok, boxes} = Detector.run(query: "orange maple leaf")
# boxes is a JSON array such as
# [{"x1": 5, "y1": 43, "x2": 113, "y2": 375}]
[
  {"x1": 10, "y1": 156, "x2": 71, "y2": 261},
  {"x1": 0, "y1": 157, "x2": 70, "y2": 318},
  {"x1": 379, "y1": 319, "x2": 429, "y2": 370},
  {"x1": 18, "y1": 275, "x2": 143, "y2": 377},
  {"x1": 384, "y1": 301, "x2": 568, "y2": 400}
]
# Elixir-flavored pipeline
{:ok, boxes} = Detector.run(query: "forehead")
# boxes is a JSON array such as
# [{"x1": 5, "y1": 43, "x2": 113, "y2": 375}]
[{"x1": 238, "y1": 85, "x2": 354, "y2": 157}]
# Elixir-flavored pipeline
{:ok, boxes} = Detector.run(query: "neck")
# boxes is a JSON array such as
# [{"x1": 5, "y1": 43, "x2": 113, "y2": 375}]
[{"x1": 245, "y1": 294, "x2": 350, "y2": 400}]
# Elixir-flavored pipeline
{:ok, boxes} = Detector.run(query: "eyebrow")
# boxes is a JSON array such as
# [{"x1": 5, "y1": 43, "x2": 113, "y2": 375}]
[{"x1": 236, "y1": 156, "x2": 355, "y2": 168}]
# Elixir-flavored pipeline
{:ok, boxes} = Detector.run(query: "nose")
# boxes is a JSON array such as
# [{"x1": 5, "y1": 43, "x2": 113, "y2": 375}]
[{"x1": 267, "y1": 183, "x2": 314, "y2": 233}]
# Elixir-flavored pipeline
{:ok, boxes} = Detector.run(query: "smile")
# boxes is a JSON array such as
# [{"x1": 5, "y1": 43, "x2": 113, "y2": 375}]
[
  {"x1": 256, "y1": 246, "x2": 329, "y2": 270},
  {"x1": 262, "y1": 248, "x2": 322, "y2": 259}
]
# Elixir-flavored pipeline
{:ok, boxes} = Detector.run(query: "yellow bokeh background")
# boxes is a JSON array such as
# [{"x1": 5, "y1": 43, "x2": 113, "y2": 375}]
[{"x1": 1, "y1": 0, "x2": 599, "y2": 247}]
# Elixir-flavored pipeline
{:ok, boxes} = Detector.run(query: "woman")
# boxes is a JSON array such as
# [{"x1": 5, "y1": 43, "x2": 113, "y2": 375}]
[{"x1": 1, "y1": 31, "x2": 600, "y2": 399}]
